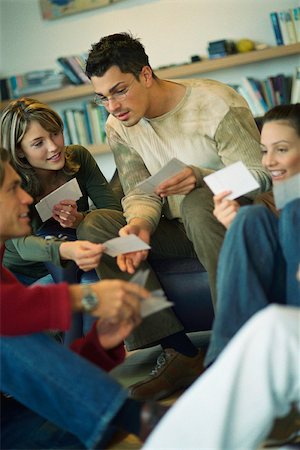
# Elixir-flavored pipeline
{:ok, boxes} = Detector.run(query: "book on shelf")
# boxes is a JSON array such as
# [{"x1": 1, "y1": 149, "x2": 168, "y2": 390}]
[
  {"x1": 238, "y1": 74, "x2": 292, "y2": 116},
  {"x1": 1, "y1": 70, "x2": 65, "y2": 99},
  {"x1": 83, "y1": 101, "x2": 105, "y2": 145},
  {"x1": 73, "y1": 110, "x2": 90, "y2": 146},
  {"x1": 270, "y1": 8, "x2": 300, "y2": 46},
  {"x1": 270, "y1": 12, "x2": 284, "y2": 45},
  {"x1": 278, "y1": 10, "x2": 297, "y2": 44},
  {"x1": 57, "y1": 57, "x2": 82, "y2": 85},
  {"x1": 291, "y1": 66, "x2": 300, "y2": 104},
  {"x1": 241, "y1": 77, "x2": 268, "y2": 116},
  {"x1": 63, "y1": 109, "x2": 79, "y2": 145},
  {"x1": 56, "y1": 54, "x2": 89, "y2": 85},
  {"x1": 290, "y1": 7, "x2": 300, "y2": 42},
  {"x1": 237, "y1": 85, "x2": 261, "y2": 117}
]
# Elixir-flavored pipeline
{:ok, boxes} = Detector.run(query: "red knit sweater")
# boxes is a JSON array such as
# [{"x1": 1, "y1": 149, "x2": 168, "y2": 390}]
[{"x1": 0, "y1": 246, "x2": 125, "y2": 371}]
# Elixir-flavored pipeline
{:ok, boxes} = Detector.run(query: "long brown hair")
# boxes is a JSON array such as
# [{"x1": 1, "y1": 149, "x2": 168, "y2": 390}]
[{"x1": 0, "y1": 97, "x2": 79, "y2": 198}]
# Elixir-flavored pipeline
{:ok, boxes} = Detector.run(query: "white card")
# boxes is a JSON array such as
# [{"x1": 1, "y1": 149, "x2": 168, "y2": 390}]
[
  {"x1": 103, "y1": 235, "x2": 151, "y2": 257},
  {"x1": 129, "y1": 271, "x2": 173, "y2": 317},
  {"x1": 140, "y1": 290, "x2": 174, "y2": 318},
  {"x1": 273, "y1": 173, "x2": 300, "y2": 210},
  {"x1": 35, "y1": 178, "x2": 82, "y2": 222},
  {"x1": 136, "y1": 158, "x2": 187, "y2": 194},
  {"x1": 130, "y1": 269, "x2": 150, "y2": 287},
  {"x1": 203, "y1": 161, "x2": 260, "y2": 200}
]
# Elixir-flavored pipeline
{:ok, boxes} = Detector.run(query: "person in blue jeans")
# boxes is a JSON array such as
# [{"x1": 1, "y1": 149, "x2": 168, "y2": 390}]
[
  {"x1": 0, "y1": 147, "x2": 168, "y2": 449},
  {"x1": 205, "y1": 103, "x2": 300, "y2": 366}
]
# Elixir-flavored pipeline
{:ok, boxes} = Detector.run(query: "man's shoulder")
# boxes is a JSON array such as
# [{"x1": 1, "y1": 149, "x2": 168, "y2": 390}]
[{"x1": 178, "y1": 78, "x2": 247, "y2": 108}]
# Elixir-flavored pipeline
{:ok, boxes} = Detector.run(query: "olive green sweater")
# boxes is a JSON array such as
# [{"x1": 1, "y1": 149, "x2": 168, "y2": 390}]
[{"x1": 4, "y1": 145, "x2": 121, "y2": 279}]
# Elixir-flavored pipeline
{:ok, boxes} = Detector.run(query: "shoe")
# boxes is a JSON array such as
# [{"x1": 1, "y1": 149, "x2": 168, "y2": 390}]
[
  {"x1": 139, "y1": 401, "x2": 169, "y2": 442},
  {"x1": 128, "y1": 348, "x2": 205, "y2": 401}
]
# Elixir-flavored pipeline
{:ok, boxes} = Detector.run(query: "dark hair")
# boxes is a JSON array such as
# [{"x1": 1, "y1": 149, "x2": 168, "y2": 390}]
[
  {"x1": 86, "y1": 32, "x2": 157, "y2": 80},
  {"x1": 262, "y1": 103, "x2": 300, "y2": 137},
  {"x1": 0, "y1": 97, "x2": 79, "y2": 198},
  {"x1": 0, "y1": 147, "x2": 10, "y2": 188}
]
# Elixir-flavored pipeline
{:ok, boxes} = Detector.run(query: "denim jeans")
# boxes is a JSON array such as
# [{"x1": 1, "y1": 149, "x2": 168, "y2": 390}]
[
  {"x1": 205, "y1": 199, "x2": 300, "y2": 366},
  {"x1": 1, "y1": 333, "x2": 127, "y2": 449}
]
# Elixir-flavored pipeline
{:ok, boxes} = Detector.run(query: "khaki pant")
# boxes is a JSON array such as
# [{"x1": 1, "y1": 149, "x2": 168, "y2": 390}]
[{"x1": 77, "y1": 188, "x2": 234, "y2": 350}]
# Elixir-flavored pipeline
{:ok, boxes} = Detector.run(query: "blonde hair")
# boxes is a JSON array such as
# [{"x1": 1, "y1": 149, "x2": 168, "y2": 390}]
[{"x1": 0, "y1": 97, "x2": 78, "y2": 197}]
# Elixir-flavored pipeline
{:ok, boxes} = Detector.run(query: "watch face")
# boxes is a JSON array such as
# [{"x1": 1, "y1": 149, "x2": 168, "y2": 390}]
[{"x1": 81, "y1": 286, "x2": 98, "y2": 313}]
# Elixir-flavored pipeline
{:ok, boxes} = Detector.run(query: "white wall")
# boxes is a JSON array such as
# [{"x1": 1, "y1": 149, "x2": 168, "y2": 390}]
[
  {"x1": 1, "y1": 0, "x2": 299, "y2": 77},
  {"x1": 1, "y1": 0, "x2": 299, "y2": 178}
]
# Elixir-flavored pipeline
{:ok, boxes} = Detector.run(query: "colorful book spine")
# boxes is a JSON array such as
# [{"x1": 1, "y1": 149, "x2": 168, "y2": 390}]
[
  {"x1": 291, "y1": 7, "x2": 300, "y2": 42},
  {"x1": 270, "y1": 12, "x2": 284, "y2": 45},
  {"x1": 278, "y1": 11, "x2": 293, "y2": 45},
  {"x1": 291, "y1": 66, "x2": 300, "y2": 103},
  {"x1": 64, "y1": 109, "x2": 79, "y2": 144},
  {"x1": 57, "y1": 57, "x2": 82, "y2": 85},
  {"x1": 242, "y1": 78, "x2": 268, "y2": 116}
]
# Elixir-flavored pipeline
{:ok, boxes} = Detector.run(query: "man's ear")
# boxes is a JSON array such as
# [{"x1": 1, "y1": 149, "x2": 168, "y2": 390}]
[{"x1": 140, "y1": 66, "x2": 153, "y2": 86}]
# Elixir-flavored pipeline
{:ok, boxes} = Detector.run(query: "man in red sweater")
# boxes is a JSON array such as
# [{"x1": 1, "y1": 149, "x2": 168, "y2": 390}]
[{"x1": 0, "y1": 147, "x2": 167, "y2": 449}]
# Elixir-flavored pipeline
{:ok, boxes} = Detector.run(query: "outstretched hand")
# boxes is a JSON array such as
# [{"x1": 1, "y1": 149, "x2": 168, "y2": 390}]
[
  {"x1": 59, "y1": 240, "x2": 104, "y2": 271},
  {"x1": 117, "y1": 221, "x2": 151, "y2": 274}
]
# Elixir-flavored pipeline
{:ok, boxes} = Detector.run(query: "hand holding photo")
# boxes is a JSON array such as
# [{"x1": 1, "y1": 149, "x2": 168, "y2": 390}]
[
  {"x1": 103, "y1": 235, "x2": 151, "y2": 257},
  {"x1": 136, "y1": 158, "x2": 187, "y2": 194},
  {"x1": 35, "y1": 178, "x2": 82, "y2": 222},
  {"x1": 203, "y1": 161, "x2": 260, "y2": 200}
]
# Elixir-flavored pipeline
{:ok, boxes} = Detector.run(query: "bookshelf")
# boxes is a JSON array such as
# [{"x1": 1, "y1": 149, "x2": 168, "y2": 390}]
[{"x1": 1, "y1": 42, "x2": 300, "y2": 154}]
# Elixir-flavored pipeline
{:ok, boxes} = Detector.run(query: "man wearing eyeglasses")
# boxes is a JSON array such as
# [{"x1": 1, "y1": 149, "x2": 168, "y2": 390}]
[{"x1": 79, "y1": 32, "x2": 271, "y2": 402}]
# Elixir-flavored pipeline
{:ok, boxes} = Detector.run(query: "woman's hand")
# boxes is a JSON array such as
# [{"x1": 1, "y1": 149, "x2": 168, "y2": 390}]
[
  {"x1": 59, "y1": 241, "x2": 104, "y2": 271},
  {"x1": 155, "y1": 166, "x2": 197, "y2": 197},
  {"x1": 213, "y1": 191, "x2": 240, "y2": 229},
  {"x1": 52, "y1": 200, "x2": 84, "y2": 228}
]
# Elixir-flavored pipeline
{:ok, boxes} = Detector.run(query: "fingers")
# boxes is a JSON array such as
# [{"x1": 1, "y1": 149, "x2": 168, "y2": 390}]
[
  {"x1": 117, "y1": 250, "x2": 148, "y2": 273},
  {"x1": 52, "y1": 200, "x2": 78, "y2": 227},
  {"x1": 156, "y1": 167, "x2": 196, "y2": 196}
]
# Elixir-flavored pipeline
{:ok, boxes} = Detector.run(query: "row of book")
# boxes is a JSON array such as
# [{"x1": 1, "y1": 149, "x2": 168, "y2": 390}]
[
  {"x1": 62, "y1": 101, "x2": 108, "y2": 147},
  {"x1": 270, "y1": 7, "x2": 300, "y2": 46},
  {"x1": 207, "y1": 40, "x2": 236, "y2": 59},
  {"x1": 236, "y1": 69, "x2": 299, "y2": 118},
  {"x1": 0, "y1": 70, "x2": 66, "y2": 100},
  {"x1": 56, "y1": 54, "x2": 89, "y2": 85}
]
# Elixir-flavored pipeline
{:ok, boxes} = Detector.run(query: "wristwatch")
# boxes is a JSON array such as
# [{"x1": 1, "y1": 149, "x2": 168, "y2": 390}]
[{"x1": 81, "y1": 285, "x2": 99, "y2": 313}]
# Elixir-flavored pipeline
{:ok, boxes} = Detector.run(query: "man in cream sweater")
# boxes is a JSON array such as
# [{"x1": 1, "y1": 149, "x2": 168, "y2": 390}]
[{"x1": 80, "y1": 32, "x2": 271, "y2": 401}]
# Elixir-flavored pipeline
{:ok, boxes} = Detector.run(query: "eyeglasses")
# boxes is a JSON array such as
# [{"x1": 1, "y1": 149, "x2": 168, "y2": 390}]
[{"x1": 94, "y1": 78, "x2": 136, "y2": 106}]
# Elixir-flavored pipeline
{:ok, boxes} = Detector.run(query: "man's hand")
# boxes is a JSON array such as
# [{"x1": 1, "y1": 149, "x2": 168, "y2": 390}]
[
  {"x1": 213, "y1": 191, "x2": 240, "y2": 229},
  {"x1": 90, "y1": 279, "x2": 149, "y2": 322},
  {"x1": 156, "y1": 166, "x2": 196, "y2": 197},
  {"x1": 117, "y1": 220, "x2": 152, "y2": 274},
  {"x1": 59, "y1": 241, "x2": 104, "y2": 271},
  {"x1": 52, "y1": 200, "x2": 84, "y2": 228},
  {"x1": 96, "y1": 317, "x2": 141, "y2": 349}
]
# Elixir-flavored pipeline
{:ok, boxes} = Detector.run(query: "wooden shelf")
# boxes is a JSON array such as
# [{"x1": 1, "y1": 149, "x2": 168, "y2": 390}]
[
  {"x1": 156, "y1": 42, "x2": 300, "y2": 78},
  {"x1": 1, "y1": 43, "x2": 299, "y2": 109}
]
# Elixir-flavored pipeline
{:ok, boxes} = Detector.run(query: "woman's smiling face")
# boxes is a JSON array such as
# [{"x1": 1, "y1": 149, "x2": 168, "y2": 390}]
[
  {"x1": 20, "y1": 120, "x2": 65, "y2": 173},
  {"x1": 260, "y1": 120, "x2": 300, "y2": 184}
]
